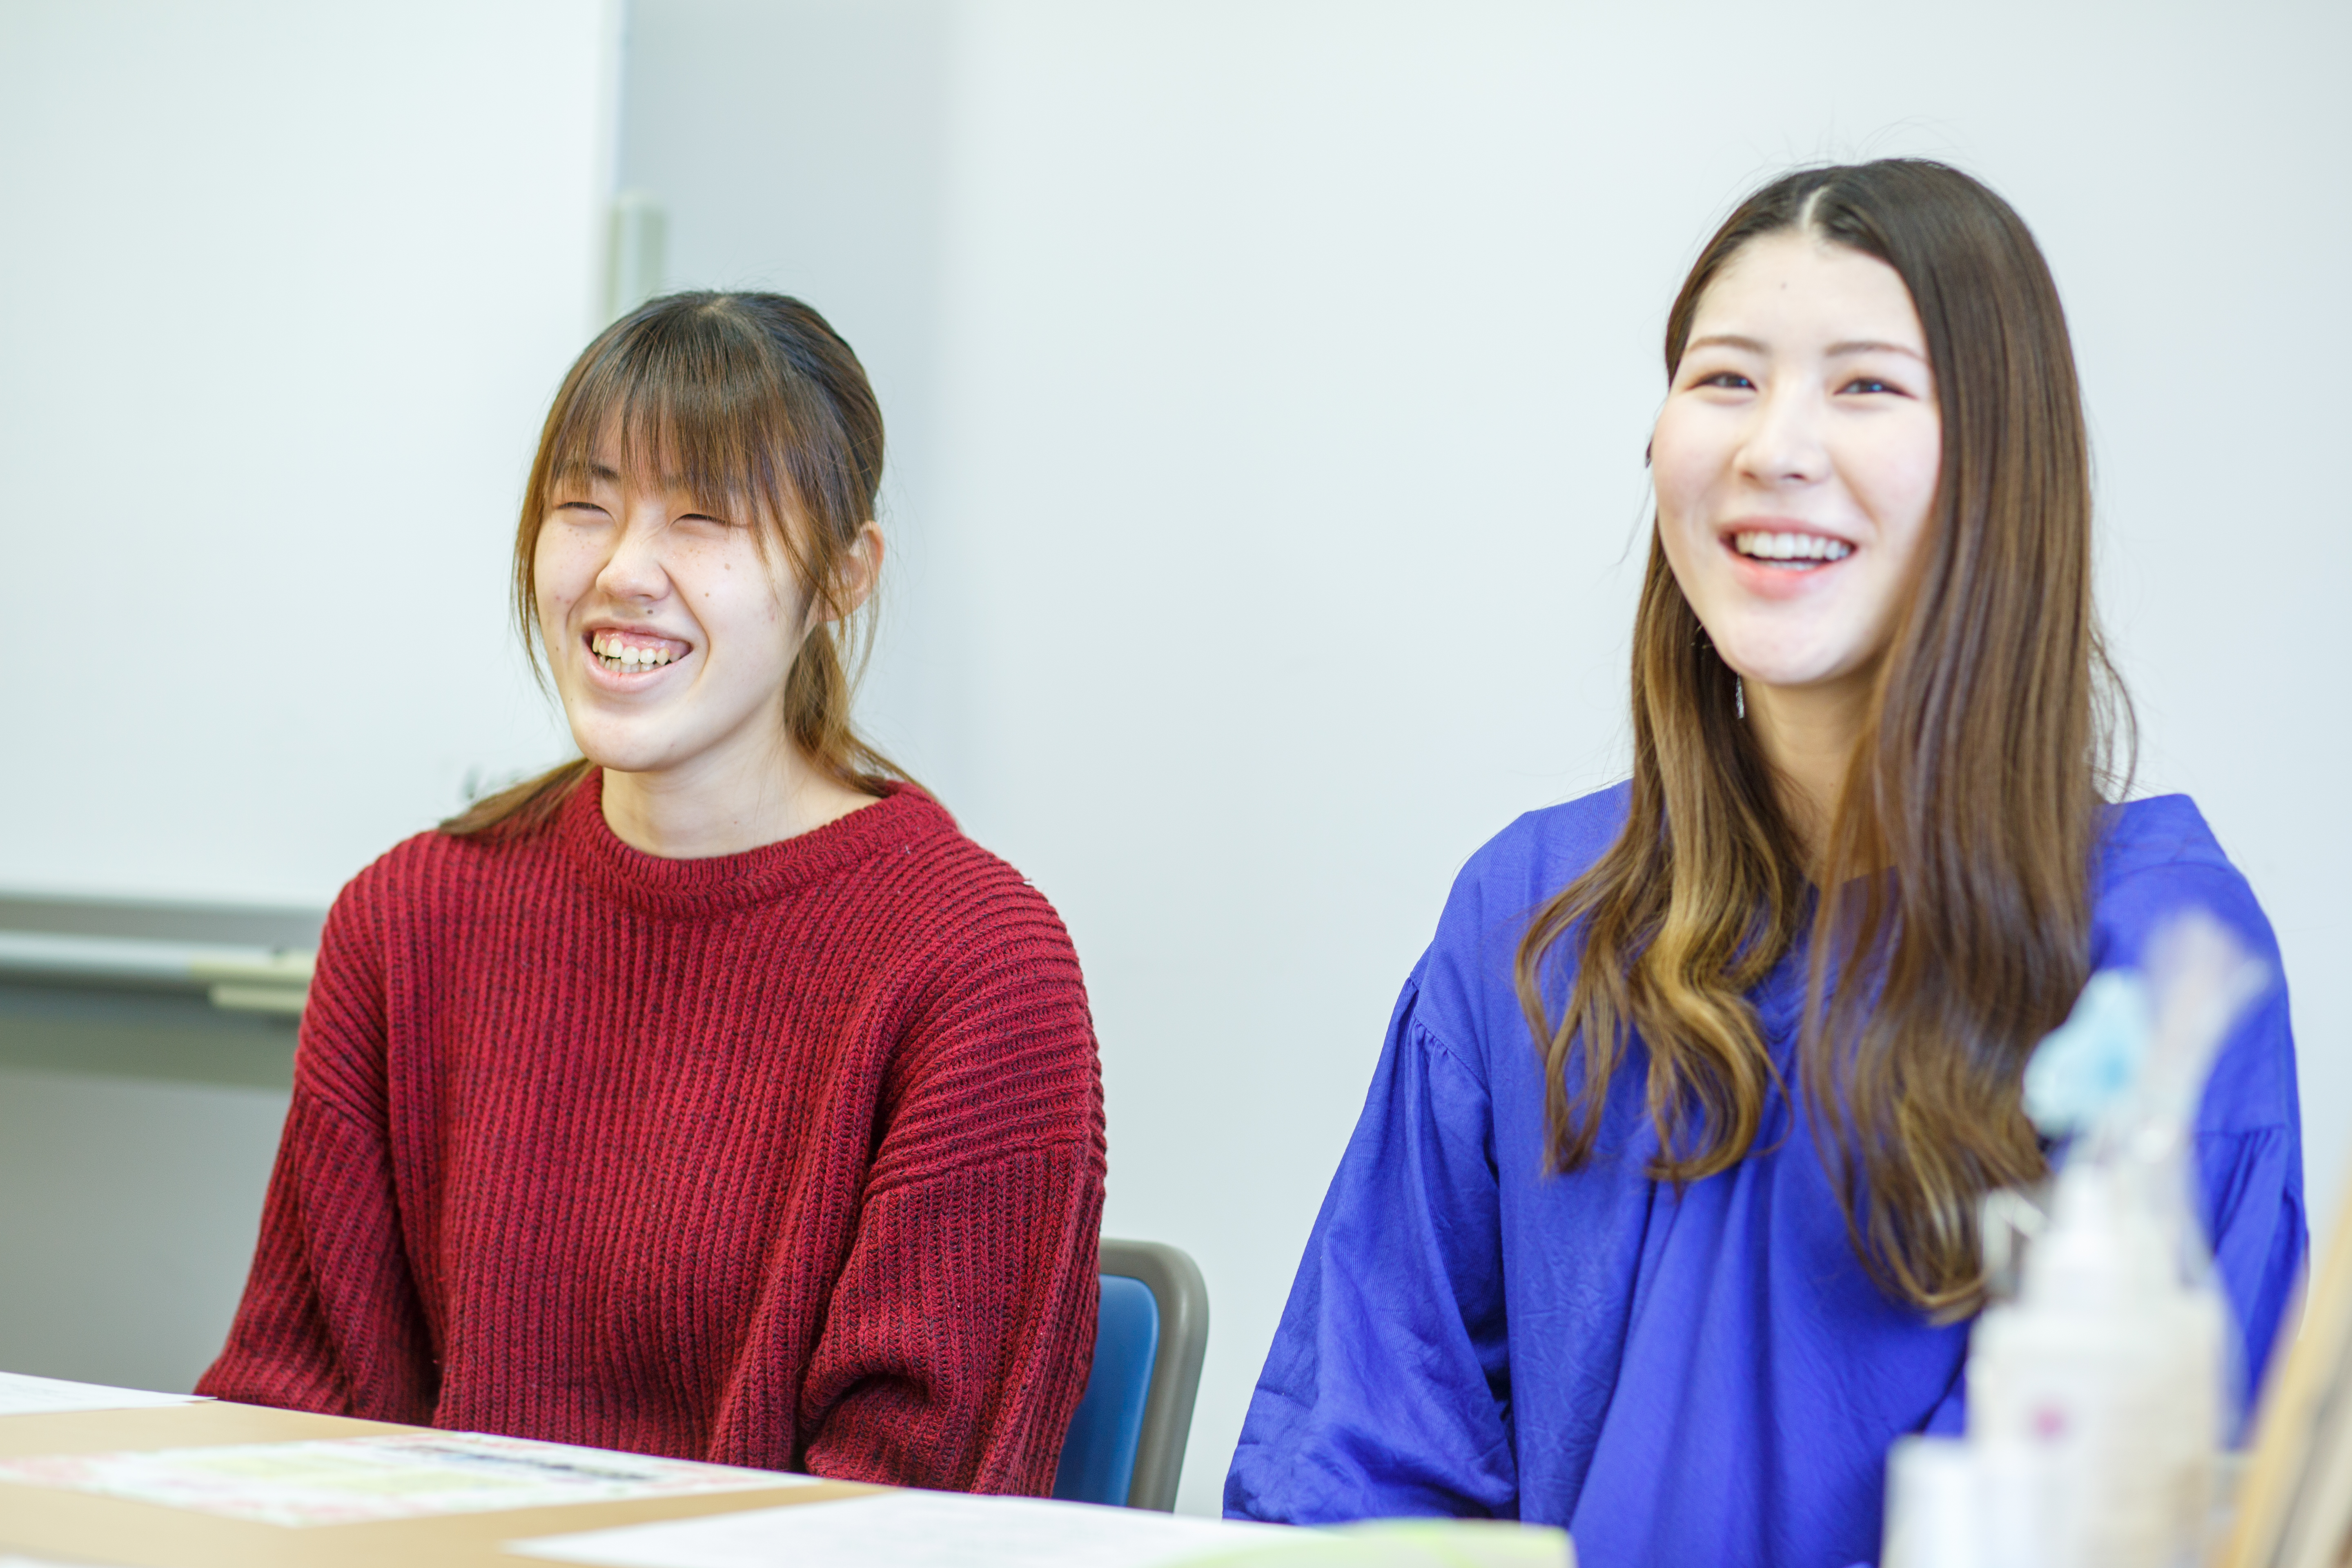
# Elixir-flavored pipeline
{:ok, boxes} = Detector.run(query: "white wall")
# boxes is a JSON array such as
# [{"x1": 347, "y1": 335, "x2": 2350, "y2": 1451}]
[
  {"x1": 0, "y1": 0, "x2": 622, "y2": 1401},
  {"x1": 627, "y1": 0, "x2": 2352, "y2": 1514},
  {"x1": 0, "y1": 0, "x2": 617, "y2": 908}
]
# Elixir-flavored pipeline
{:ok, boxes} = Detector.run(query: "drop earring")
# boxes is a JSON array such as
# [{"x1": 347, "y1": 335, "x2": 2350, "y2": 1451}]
[{"x1": 1735, "y1": 676, "x2": 1746, "y2": 720}]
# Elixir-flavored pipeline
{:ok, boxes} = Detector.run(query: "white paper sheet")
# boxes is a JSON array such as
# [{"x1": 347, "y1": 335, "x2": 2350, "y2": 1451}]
[
  {"x1": 0, "y1": 1431, "x2": 814, "y2": 1528},
  {"x1": 0, "y1": 1372, "x2": 208, "y2": 1417},
  {"x1": 510, "y1": 1491, "x2": 1305, "y2": 1568}
]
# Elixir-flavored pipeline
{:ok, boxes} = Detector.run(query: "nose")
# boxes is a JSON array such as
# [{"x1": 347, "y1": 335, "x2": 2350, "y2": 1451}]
[
  {"x1": 595, "y1": 512, "x2": 671, "y2": 604},
  {"x1": 1736, "y1": 378, "x2": 1829, "y2": 488}
]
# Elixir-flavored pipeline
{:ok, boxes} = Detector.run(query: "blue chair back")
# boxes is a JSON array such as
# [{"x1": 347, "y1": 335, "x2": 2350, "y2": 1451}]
[{"x1": 1052, "y1": 1274, "x2": 1159, "y2": 1507}]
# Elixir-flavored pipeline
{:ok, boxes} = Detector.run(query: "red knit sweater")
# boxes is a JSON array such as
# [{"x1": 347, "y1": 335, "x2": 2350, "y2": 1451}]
[{"x1": 198, "y1": 777, "x2": 1106, "y2": 1494}]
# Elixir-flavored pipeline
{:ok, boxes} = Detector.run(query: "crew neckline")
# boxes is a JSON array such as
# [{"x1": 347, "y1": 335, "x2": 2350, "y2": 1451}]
[{"x1": 556, "y1": 770, "x2": 950, "y2": 918}]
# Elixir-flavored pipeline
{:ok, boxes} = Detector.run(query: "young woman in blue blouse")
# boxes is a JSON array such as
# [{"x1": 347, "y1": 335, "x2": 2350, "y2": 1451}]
[{"x1": 1224, "y1": 160, "x2": 2304, "y2": 1566}]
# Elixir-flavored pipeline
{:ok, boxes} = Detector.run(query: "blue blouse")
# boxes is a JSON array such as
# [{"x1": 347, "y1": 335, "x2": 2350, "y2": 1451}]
[{"x1": 1225, "y1": 787, "x2": 2305, "y2": 1568}]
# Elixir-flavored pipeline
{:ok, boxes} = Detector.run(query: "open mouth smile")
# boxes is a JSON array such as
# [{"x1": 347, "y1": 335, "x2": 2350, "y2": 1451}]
[
  {"x1": 587, "y1": 628, "x2": 693, "y2": 674},
  {"x1": 1727, "y1": 529, "x2": 1853, "y2": 572}
]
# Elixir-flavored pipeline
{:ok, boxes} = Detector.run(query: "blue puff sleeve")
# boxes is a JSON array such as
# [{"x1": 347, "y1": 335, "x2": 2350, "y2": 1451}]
[{"x1": 1225, "y1": 967, "x2": 1517, "y2": 1520}]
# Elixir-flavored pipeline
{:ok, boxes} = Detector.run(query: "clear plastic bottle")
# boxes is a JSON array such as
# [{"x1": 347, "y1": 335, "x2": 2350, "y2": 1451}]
[
  {"x1": 1882, "y1": 912, "x2": 2266, "y2": 1568},
  {"x1": 1967, "y1": 1162, "x2": 2228, "y2": 1566}
]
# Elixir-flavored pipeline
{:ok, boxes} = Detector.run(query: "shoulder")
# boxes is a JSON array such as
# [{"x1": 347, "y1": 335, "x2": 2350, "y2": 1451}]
[
  {"x1": 300, "y1": 822, "x2": 553, "y2": 1032},
  {"x1": 1436, "y1": 780, "x2": 1631, "y2": 951},
  {"x1": 860, "y1": 804, "x2": 1102, "y2": 1166},
  {"x1": 323, "y1": 815, "x2": 561, "y2": 938},
  {"x1": 327, "y1": 826, "x2": 481, "y2": 930},
  {"x1": 1405, "y1": 781, "x2": 1632, "y2": 1069},
  {"x1": 841, "y1": 796, "x2": 1092, "y2": 1045},
  {"x1": 292, "y1": 826, "x2": 502, "y2": 1115},
  {"x1": 2095, "y1": 795, "x2": 2296, "y2": 1139},
  {"x1": 2091, "y1": 795, "x2": 2278, "y2": 971},
  {"x1": 873, "y1": 793, "x2": 1081, "y2": 961}
]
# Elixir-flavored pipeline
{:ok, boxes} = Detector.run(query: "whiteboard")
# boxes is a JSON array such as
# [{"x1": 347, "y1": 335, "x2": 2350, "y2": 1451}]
[{"x1": 0, "y1": 0, "x2": 619, "y2": 908}]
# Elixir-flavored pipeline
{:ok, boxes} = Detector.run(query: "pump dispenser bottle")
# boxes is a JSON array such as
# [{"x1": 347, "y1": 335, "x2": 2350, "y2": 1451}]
[{"x1": 1884, "y1": 912, "x2": 2267, "y2": 1568}]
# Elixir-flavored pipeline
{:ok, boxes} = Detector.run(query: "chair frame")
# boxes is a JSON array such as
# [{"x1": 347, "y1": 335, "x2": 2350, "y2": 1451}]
[{"x1": 1096, "y1": 1237, "x2": 1209, "y2": 1512}]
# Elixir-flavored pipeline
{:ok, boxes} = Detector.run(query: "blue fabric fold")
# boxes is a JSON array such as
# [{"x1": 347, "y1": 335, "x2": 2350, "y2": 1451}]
[{"x1": 1227, "y1": 786, "x2": 2305, "y2": 1568}]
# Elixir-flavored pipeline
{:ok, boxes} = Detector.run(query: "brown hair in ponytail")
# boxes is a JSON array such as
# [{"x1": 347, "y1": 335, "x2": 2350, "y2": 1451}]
[{"x1": 442, "y1": 291, "x2": 909, "y2": 837}]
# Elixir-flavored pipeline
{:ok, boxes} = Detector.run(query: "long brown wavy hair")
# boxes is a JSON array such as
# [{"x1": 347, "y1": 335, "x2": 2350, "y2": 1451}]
[
  {"x1": 1514, "y1": 160, "x2": 2131, "y2": 1316},
  {"x1": 444, "y1": 292, "x2": 909, "y2": 837}
]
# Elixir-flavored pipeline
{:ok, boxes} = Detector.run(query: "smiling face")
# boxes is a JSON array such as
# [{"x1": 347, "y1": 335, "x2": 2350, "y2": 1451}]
[
  {"x1": 535, "y1": 451, "x2": 808, "y2": 784},
  {"x1": 1651, "y1": 232, "x2": 1943, "y2": 700}
]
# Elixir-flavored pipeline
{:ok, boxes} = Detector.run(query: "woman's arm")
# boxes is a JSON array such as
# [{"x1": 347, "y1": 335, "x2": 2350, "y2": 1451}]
[
  {"x1": 1923, "y1": 853, "x2": 2311, "y2": 1440},
  {"x1": 794, "y1": 899, "x2": 1107, "y2": 1494},
  {"x1": 194, "y1": 879, "x2": 439, "y2": 1423},
  {"x1": 1225, "y1": 972, "x2": 1516, "y2": 1522},
  {"x1": 2195, "y1": 971, "x2": 2307, "y2": 1432},
  {"x1": 2106, "y1": 854, "x2": 2309, "y2": 1426}
]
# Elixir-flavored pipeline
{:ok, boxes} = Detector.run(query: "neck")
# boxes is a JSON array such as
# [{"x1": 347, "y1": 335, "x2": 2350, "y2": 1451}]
[
  {"x1": 1742, "y1": 667, "x2": 1876, "y2": 869},
  {"x1": 599, "y1": 733, "x2": 875, "y2": 860}
]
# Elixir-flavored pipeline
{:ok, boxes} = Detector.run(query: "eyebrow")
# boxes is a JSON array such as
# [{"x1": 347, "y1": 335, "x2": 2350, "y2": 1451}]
[
  {"x1": 1826, "y1": 339, "x2": 1927, "y2": 361},
  {"x1": 1683, "y1": 332, "x2": 1925, "y2": 361}
]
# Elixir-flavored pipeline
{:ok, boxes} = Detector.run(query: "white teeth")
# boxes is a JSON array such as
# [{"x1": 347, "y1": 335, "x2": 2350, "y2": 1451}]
[
  {"x1": 1734, "y1": 530, "x2": 1851, "y2": 563},
  {"x1": 592, "y1": 633, "x2": 679, "y2": 670}
]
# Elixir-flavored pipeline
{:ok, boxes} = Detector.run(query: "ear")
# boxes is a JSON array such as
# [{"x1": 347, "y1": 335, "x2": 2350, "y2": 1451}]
[{"x1": 817, "y1": 521, "x2": 884, "y2": 624}]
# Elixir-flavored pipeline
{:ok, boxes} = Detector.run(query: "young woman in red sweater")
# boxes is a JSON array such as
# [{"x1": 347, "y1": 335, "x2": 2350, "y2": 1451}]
[{"x1": 199, "y1": 293, "x2": 1107, "y2": 1494}]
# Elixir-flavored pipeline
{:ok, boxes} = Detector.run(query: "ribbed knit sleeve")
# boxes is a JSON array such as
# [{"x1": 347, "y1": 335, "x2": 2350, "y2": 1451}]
[
  {"x1": 797, "y1": 874, "x2": 1107, "y2": 1493},
  {"x1": 196, "y1": 867, "x2": 439, "y2": 1421}
]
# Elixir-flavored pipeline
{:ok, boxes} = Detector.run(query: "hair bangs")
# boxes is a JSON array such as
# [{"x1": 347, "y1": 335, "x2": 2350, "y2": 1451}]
[{"x1": 542, "y1": 307, "x2": 807, "y2": 552}]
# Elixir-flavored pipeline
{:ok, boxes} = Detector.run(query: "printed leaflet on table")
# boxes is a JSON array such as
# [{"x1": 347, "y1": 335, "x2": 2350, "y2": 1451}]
[
  {"x1": 0, "y1": 1371, "x2": 209, "y2": 1418},
  {"x1": 0, "y1": 1430, "x2": 813, "y2": 1527}
]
